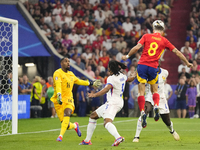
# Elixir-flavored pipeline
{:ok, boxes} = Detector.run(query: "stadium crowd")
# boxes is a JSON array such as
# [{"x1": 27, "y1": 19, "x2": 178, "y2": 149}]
[
  {"x1": 19, "y1": 0, "x2": 177, "y2": 118},
  {"x1": 17, "y1": 0, "x2": 200, "y2": 119}
]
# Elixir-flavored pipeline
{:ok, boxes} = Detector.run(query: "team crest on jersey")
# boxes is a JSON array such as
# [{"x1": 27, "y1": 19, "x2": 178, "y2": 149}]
[
  {"x1": 55, "y1": 77, "x2": 58, "y2": 80},
  {"x1": 162, "y1": 76, "x2": 166, "y2": 80},
  {"x1": 71, "y1": 77, "x2": 73, "y2": 81}
]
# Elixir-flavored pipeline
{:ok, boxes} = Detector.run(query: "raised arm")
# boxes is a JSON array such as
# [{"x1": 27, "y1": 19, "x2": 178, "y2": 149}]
[
  {"x1": 172, "y1": 48, "x2": 193, "y2": 68},
  {"x1": 88, "y1": 84, "x2": 112, "y2": 98},
  {"x1": 122, "y1": 43, "x2": 143, "y2": 61}
]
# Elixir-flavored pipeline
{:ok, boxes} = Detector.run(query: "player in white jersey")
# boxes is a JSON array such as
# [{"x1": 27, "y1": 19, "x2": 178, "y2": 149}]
[
  {"x1": 79, "y1": 60, "x2": 136, "y2": 146},
  {"x1": 133, "y1": 68, "x2": 180, "y2": 142}
]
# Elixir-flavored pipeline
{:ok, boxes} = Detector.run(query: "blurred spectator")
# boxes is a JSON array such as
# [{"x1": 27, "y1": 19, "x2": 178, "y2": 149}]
[
  {"x1": 190, "y1": 60, "x2": 200, "y2": 76},
  {"x1": 155, "y1": 0, "x2": 171, "y2": 28},
  {"x1": 47, "y1": 77, "x2": 56, "y2": 118},
  {"x1": 63, "y1": 11, "x2": 72, "y2": 27},
  {"x1": 102, "y1": 18, "x2": 110, "y2": 30},
  {"x1": 189, "y1": 37, "x2": 197, "y2": 51},
  {"x1": 71, "y1": 16, "x2": 78, "y2": 28},
  {"x1": 79, "y1": 29, "x2": 89, "y2": 46},
  {"x1": 122, "y1": 17, "x2": 133, "y2": 32},
  {"x1": 77, "y1": 84, "x2": 88, "y2": 117},
  {"x1": 178, "y1": 61, "x2": 190, "y2": 73},
  {"x1": 19, "y1": 75, "x2": 32, "y2": 94},
  {"x1": 32, "y1": 9, "x2": 42, "y2": 26},
  {"x1": 102, "y1": 35, "x2": 112, "y2": 50},
  {"x1": 99, "y1": 51, "x2": 110, "y2": 68},
  {"x1": 73, "y1": 5, "x2": 84, "y2": 17},
  {"x1": 144, "y1": 3, "x2": 157, "y2": 19},
  {"x1": 127, "y1": 65, "x2": 136, "y2": 77},
  {"x1": 68, "y1": 29, "x2": 79, "y2": 47},
  {"x1": 84, "y1": 65, "x2": 95, "y2": 78},
  {"x1": 74, "y1": 17, "x2": 86, "y2": 34},
  {"x1": 186, "y1": 78, "x2": 197, "y2": 118},
  {"x1": 116, "y1": 36, "x2": 127, "y2": 52},
  {"x1": 82, "y1": 48, "x2": 92, "y2": 59},
  {"x1": 186, "y1": 30, "x2": 197, "y2": 42},
  {"x1": 180, "y1": 41, "x2": 193, "y2": 55},
  {"x1": 96, "y1": 11, "x2": 105, "y2": 26},
  {"x1": 122, "y1": 79, "x2": 129, "y2": 117},
  {"x1": 174, "y1": 78, "x2": 188, "y2": 118},
  {"x1": 89, "y1": 30, "x2": 98, "y2": 44},
  {"x1": 75, "y1": 57, "x2": 85, "y2": 70},
  {"x1": 86, "y1": 21, "x2": 95, "y2": 35},
  {"x1": 40, "y1": 78, "x2": 47, "y2": 117},
  {"x1": 195, "y1": 51, "x2": 200, "y2": 64},
  {"x1": 92, "y1": 35, "x2": 103, "y2": 50},
  {"x1": 30, "y1": 76, "x2": 43, "y2": 118},
  {"x1": 179, "y1": 68, "x2": 191, "y2": 81},
  {"x1": 95, "y1": 23, "x2": 103, "y2": 36},
  {"x1": 62, "y1": 34, "x2": 72, "y2": 50},
  {"x1": 137, "y1": 0, "x2": 146, "y2": 10},
  {"x1": 41, "y1": 24, "x2": 52, "y2": 41},
  {"x1": 61, "y1": 23, "x2": 71, "y2": 37},
  {"x1": 108, "y1": 42, "x2": 119, "y2": 56},
  {"x1": 133, "y1": 19, "x2": 141, "y2": 32},
  {"x1": 131, "y1": 83, "x2": 140, "y2": 117},
  {"x1": 182, "y1": 47, "x2": 192, "y2": 61}
]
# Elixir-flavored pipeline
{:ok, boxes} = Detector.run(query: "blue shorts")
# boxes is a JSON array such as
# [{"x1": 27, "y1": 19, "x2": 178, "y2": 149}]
[
  {"x1": 91, "y1": 97, "x2": 100, "y2": 107},
  {"x1": 136, "y1": 64, "x2": 159, "y2": 85},
  {"x1": 176, "y1": 100, "x2": 186, "y2": 109}
]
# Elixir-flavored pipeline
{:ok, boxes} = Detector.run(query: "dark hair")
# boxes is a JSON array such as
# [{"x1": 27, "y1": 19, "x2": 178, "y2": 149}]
[
  {"x1": 108, "y1": 60, "x2": 127, "y2": 75},
  {"x1": 60, "y1": 56, "x2": 69, "y2": 63}
]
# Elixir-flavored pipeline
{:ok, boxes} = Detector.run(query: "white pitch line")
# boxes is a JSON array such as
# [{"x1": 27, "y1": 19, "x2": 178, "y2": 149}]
[{"x1": 0, "y1": 119, "x2": 137, "y2": 137}]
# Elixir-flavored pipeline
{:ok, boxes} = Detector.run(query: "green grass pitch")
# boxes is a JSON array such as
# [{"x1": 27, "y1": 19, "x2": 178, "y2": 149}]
[{"x1": 0, "y1": 117, "x2": 200, "y2": 150}]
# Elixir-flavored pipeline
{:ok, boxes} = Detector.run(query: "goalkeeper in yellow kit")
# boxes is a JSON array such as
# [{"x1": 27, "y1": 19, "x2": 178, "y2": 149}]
[{"x1": 51, "y1": 57, "x2": 101, "y2": 142}]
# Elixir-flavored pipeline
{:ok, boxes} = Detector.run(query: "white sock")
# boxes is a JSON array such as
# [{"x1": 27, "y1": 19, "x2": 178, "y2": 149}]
[
  {"x1": 167, "y1": 121, "x2": 174, "y2": 132},
  {"x1": 135, "y1": 116, "x2": 143, "y2": 138},
  {"x1": 105, "y1": 122, "x2": 120, "y2": 139},
  {"x1": 85, "y1": 118, "x2": 97, "y2": 142}
]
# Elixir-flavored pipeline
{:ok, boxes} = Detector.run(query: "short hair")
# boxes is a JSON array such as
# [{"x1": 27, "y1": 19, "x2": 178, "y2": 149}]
[
  {"x1": 154, "y1": 25, "x2": 164, "y2": 31},
  {"x1": 60, "y1": 57, "x2": 69, "y2": 63}
]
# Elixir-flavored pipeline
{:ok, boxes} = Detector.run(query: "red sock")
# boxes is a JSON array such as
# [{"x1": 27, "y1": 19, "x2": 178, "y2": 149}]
[
  {"x1": 138, "y1": 96, "x2": 145, "y2": 111},
  {"x1": 153, "y1": 93, "x2": 160, "y2": 106}
]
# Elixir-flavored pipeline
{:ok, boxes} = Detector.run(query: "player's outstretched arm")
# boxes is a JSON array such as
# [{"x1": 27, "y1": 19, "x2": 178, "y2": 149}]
[
  {"x1": 122, "y1": 43, "x2": 143, "y2": 61},
  {"x1": 127, "y1": 71, "x2": 137, "y2": 82},
  {"x1": 88, "y1": 84, "x2": 112, "y2": 98},
  {"x1": 75, "y1": 78, "x2": 102, "y2": 88},
  {"x1": 172, "y1": 48, "x2": 193, "y2": 68}
]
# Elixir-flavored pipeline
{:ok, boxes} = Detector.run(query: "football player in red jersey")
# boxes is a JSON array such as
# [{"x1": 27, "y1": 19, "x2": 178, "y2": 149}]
[{"x1": 122, "y1": 20, "x2": 193, "y2": 128}]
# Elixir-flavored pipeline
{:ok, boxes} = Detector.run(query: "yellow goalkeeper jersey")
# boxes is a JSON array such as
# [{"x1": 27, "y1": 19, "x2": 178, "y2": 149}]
[{"x1": 51, "y1": 68, "x2": 89, "y2": 103}]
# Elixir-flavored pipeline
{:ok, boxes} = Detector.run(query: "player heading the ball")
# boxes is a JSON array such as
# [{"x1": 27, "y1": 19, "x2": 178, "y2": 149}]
[{"x1": 122, "y1": 20, "x2": 193, "y2": 128}]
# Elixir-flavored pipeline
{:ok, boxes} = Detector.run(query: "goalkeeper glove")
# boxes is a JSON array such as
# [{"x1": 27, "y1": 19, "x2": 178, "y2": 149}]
[
  {"x1": 89, "y1": 79, "x2": 102, "y2": 88},
  {"x1": 57, "y1": 93, "x2": 62, "y2": 105}
]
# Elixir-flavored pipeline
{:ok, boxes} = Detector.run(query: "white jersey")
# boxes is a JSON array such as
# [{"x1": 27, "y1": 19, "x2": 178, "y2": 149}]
[
  {"x1": 145, "y1": 68, "x2": 168, "y2": 99},
  {"x1": 145, "y1": 68, "x2": 170, "y2": 114},
  {"x1": 106, "y1": 73, "x2": 127, "y2": 107}
]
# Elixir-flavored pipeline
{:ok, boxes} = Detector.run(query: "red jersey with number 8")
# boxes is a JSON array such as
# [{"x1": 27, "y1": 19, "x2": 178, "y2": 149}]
[{"x1": 138, "y1": 33, "x2": 175, "y2": 68}]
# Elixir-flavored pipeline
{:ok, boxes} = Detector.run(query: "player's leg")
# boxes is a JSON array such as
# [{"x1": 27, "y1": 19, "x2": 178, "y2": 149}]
[
  {"x1": 103, "y1": 104, "x2": 124, "y2": 146},
  {"x1": 151, "y1": 84, "x2": 160, "y2": 121},
  {"x1": 133, "y1": 116, "x2": 142, "y2": 142},
  {"x1": 160, "y1": 114, "x2": 180, "y2": 141},
  {"x1": 80, "y1": 104, "x2": 106, "y2": 145}
]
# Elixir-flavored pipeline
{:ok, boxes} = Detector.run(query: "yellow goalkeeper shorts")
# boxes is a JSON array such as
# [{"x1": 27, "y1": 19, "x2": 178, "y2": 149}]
[{"x1": 54, "y1": 99, "x2": 75, "y2": 122}]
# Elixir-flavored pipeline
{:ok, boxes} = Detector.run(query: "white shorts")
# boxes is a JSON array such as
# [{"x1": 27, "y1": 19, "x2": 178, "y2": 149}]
[
  {"x1": 145, "y1": 96, "x2": 170, "y2": 114},
  {"x1": 95, "y1": 102, "x2": 122, "y2": 121}
]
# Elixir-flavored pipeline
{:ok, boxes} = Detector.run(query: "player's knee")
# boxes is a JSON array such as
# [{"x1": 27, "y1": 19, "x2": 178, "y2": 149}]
[
  {"x1": 104, "y1": 119, "x2": 112, "y2": 127},
  {"x1": 90, "y1": 111, "x2": 99, "y2": 119}
]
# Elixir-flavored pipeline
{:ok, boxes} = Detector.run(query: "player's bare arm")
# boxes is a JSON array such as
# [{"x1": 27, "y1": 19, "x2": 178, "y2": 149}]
[
  {"x1": 127, "y1": 71, "x2": 137, "y2": 82},
  {"x1": 122, "y1": 43, "x2": 143, "y2": 61},
  {"x1": 172, "y1": 48, "x2": 193, "y2": 68},
  {"x1": 88, "y1": 84, "x2": 112, "y2": 98}
]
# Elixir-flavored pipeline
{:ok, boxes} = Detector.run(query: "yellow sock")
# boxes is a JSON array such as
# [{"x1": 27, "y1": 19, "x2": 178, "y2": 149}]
[
  {"x1": 59, "y1": 116, "x2": 70, "y2": 136},
  {"x1": 67, "y1": 122, "x2": 75, "y2": 130}
]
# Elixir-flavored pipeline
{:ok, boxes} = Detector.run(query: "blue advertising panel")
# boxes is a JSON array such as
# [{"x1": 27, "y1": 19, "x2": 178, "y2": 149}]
[{"x1": 0, "y1": 95, "x2": 30, "y2": 120}]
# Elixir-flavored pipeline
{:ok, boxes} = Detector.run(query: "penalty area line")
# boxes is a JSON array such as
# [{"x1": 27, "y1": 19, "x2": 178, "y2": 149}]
[{"x1": 0, "y1": 119, "x2": 137, "y2": 137}]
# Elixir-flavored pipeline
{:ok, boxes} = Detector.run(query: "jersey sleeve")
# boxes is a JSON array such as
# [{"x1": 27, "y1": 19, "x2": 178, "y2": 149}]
[
  {"x1": 72, "y1": 72, "x2": 90, "y2": 86},
  {"x1": 185, "y1": 88, "x2": 189, "y2": 96},
  {"x1": 164, "y1": 38, "x2": 175, "y2": 51},
  {"x1": 106, "y1": 76, "x2": 114, "y2": 88},
  {"x1": 53, "y1": 71, "x2": 62, "y2": 94},
  {"x1": 138, "y1": 34, "x2": 146, "y2": 45},
  {"x1": 162, "y1": 68, "x2": 169, "y2": 79}
]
